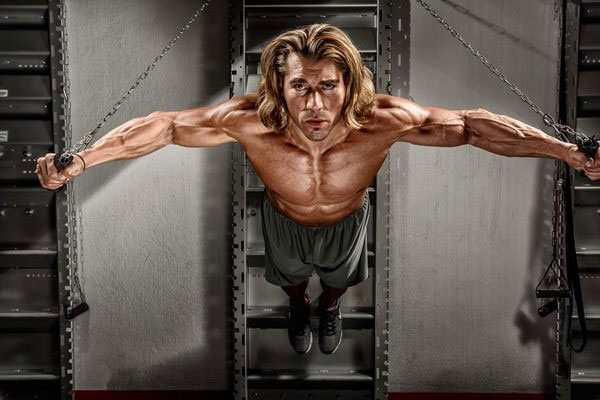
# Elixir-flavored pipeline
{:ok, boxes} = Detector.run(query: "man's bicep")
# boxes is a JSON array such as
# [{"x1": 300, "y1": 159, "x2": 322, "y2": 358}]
[
  {"x1": 374, "y1": 95, "x2": 429, "y2": 141},
  {"x1": 168, "y1": 95, "x2": 259, "y2": 148},
  {"x1": 164, "y1": 106, "x2": 230, "y2": 148},
  {"x1": 390, "y1": 100, "x2": 467, "y2": 147}
]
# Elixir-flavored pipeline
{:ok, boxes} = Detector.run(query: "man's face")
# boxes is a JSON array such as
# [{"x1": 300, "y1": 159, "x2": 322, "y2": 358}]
[{"x1": 281, "y1": 53, "x2": 346, "y2": 142}]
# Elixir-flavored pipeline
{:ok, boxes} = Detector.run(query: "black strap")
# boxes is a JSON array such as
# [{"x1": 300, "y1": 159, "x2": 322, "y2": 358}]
[{"x1": 563, "y1": 162, "x2": 587, "y2": 353}]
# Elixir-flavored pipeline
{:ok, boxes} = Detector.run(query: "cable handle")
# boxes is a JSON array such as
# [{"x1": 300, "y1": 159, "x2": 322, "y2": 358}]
[
  {"x1": 54, "y1": 152, "x2": 74, "y2": 171},
  {"x1": 577, "y1": 135, "x2": 599, "y2": 159},
  {"x1": 538, "y1": 299, "x2": 558, "y2": 317},
  {"x1": 65, "y1": 302, "x2": 89, "y2": 320},
  {"x1": 47, "y1": 152, "x2": 74, "y2": 193}
]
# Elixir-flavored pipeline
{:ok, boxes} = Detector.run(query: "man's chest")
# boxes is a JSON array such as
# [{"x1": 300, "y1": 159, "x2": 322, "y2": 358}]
[{"x1": 243, "y1": 131, "x2": 391, "y2": 204}]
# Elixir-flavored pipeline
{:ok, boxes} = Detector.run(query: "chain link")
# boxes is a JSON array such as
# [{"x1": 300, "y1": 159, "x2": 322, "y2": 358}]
[
  {"x1": 554, "y1": 158, "x2": 565, "y2": 400},
  {"x1": 61, "y1": 0, "x2": 212, "y2": 157},
  {"x1": 415, "y1": 0, "x2": 591, "y2": 144}
]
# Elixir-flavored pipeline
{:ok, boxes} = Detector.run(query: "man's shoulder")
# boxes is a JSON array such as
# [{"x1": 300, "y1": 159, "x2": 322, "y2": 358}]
[
  {"x1": 371, "y1": 93, "x2": 419, "y2": 111},
  {"x1": 219, "y1": 93, "x2": 259, "y2": 117},
  {"x1": 371, "y1": 94, "x2": 427, "y2": 121},
  {"x1": 361, "y1": 94, "x2": 426, "y2": 133},
  {"x1": 218, "y1": 94, "x2": 273, "y2": 139}
]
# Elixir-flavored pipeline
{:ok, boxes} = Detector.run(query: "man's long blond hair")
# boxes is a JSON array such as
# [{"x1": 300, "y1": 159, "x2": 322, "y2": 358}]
[{"x1": 257, "y1": 24, "x2": 375, "y2": 133}]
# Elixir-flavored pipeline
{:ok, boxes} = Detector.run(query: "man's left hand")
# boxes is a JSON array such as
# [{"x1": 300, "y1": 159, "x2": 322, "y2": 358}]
[{"x1": 565, "y1": 143, "x2": 600, "y2": 181}]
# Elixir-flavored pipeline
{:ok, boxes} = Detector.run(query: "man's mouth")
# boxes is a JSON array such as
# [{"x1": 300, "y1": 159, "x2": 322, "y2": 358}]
[{"x1": 305, "y1": 119, "x2": 326, "y2": 128}]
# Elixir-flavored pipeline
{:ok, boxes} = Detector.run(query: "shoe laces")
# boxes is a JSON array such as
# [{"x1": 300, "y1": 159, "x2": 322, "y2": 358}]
[{"x1": 321, "y1": 307, "x2": 339, "y2": 337}]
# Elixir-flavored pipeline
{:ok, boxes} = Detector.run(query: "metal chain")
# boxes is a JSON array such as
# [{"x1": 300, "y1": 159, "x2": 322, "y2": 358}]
[
  {"x1": 415, "y1": 0, "x2": 590, "y2": 144},
  {"x1": 415, "y1": 2, "x2": 578, "y2": 392},
  {"x1": 555, "y1": 161, "x2": 566, "y2": 286},
  {"x1": 61, "y1": 0, "x2": 212, "y2": 157},
  {"x1": 56, "y1": 0, "x2": 213, "y2": 311},
  {"x1": 553, "y1": 5, "x2": 564, "y2": 396},
  {"x1": 551, "y1": 161, "x2": 567, "y2": 282},
  {"x1": 553, "y1": 159, "x2": 562, "y2": 400},
  {"x1": 555, "y1": 159, "x2": 567, "y2": 400}
]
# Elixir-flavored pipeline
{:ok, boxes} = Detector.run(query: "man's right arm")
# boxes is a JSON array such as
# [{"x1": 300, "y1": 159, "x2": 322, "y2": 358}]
[{"x1": 35, "y1": 94, "x2": 259, "y2": 190}]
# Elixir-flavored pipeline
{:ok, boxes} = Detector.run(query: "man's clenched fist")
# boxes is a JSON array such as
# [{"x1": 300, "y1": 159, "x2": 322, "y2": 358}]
[
  {"x1": 35, "y1": 153, "x2": 86, "y2": 190},
  {"x1": 565, "y1": 144, "x2": 600, "y2": 181}
]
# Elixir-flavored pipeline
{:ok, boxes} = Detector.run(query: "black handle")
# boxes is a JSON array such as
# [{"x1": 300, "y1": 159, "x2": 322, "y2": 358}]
[
  {"x1": 54, "y1": 152, "x2": 74, "y2": 172},
  {"x1": 577, "y1": 135, "x2": 598, "y2": 159},
  {"x1": 65, "y1": 302, "x2": 89, "y2": 320},
  {"x1": 535, "y1": 288, "x2": 572, "y2": 299},
  {"x1": 538, "y1": 299, "x2": 558, "y2": 317},
  {"x1": 47, "y1": 153, "x2": 74, "y2": 193}
]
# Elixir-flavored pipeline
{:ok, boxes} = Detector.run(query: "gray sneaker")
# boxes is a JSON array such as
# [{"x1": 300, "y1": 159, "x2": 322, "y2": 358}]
[
  {"x1": 287, "y1": 297, "x2": 313, "y2": 354},
  {"x1": 319, "y1": 298, "x2": 342, "y2": 354}
]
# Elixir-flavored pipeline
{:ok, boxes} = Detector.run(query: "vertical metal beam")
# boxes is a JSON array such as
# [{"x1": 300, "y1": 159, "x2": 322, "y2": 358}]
[
  {"x1": 230, "y1": 1, "x2": 247, "y2": 399},
  {"x1": 563, "y1": 0, "x2": 580, "y2": 130},
  {"x1": 374, "y1": 1, "x2": 393, "y2": 398},
  {"x1": 558, "y1": 1, "x2": 580, "y2": 399},
  {"x1": 48, "y1": 0, "x2": 74, "y2": 398},
  {"x1": 391, "y1": 1, "x2": 410, "y2": 100}
]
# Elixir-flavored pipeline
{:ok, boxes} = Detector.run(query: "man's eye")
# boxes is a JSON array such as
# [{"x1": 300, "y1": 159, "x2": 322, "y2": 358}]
[
  {"x1": 293, "y1": 84, "x2": 306, "y2": 90},
  {"x1": 323, "y1": 84, "x2": 335, "y2": 90}
]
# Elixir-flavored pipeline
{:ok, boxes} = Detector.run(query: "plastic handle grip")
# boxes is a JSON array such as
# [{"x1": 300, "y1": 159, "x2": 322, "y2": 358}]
[{"x1": 577, "y1": 135, "x2": 599, "y2": 159}]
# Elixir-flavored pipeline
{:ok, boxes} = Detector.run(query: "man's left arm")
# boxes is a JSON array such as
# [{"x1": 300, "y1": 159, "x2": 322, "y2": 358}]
[{"x1": 387, "y1": 96, "x2": 600, "y2": 180}]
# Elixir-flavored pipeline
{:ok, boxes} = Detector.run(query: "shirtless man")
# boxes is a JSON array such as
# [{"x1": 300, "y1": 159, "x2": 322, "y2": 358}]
[{"x1": 36, "y1": 24, "x2": 600, "y2": 355}]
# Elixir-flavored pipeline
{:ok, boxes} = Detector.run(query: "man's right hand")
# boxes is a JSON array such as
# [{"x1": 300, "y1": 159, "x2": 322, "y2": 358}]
[
  {"x1": 35, "y1": 153, "x2": 86, "y2": 190},
  {"x1": 565, "y1": 144, "x2": 600, "y2": 181}
]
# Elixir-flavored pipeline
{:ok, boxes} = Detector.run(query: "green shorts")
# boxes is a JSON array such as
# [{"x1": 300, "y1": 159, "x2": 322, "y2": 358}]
[{"x1": 261, "y1": 191, "x2": 370, "y2": 288}]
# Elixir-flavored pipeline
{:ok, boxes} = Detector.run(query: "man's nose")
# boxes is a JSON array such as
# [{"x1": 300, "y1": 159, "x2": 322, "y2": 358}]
[{"x1": 306, "y1": 91, "x2": 323, "y2": 112}]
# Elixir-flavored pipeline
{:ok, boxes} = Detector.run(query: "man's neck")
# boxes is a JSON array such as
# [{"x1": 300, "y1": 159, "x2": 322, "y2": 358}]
[{"x1": 283, "y1": 119, "x2": 352, "y2": 156}]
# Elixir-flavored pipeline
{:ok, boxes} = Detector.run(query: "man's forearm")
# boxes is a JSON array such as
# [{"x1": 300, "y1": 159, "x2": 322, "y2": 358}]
[
  {"x1": 463, "y1": 109, "x2": 574, "y2": 161},
  {"x1": 76, "y1": 112, "x2": 173, "y2": 169}
]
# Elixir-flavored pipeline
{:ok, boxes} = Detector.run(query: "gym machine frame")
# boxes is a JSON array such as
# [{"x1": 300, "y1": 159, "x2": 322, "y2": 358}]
[
  {"x1": 229, "y1": 1, "x2": 393, "y2": 399},
  {"x1": 559, "y1": 0, "x2": 600, "y2": 398}
]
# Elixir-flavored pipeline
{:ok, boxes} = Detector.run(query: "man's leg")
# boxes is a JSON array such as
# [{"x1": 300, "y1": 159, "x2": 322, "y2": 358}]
[
  {"x1": 318, "y1": 278, "x2": 347, "y2": 308},
  {"x1": 282, "y1": 277, "x2": 312, "y2": 354},
  {"x1": 282, "y1": 277, "x2": 310, "y2": 307},
  {"x1": 318, "y1": 278, "x2": 347, "y2": 354}
]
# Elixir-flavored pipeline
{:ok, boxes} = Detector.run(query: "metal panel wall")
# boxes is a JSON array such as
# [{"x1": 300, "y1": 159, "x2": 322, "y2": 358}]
[
  {"x1": 388, "y1": 0, "x2": 561, "y2": 393},
  {"x1": 64, "y1": 0, "x2": 232, "y2": 390}
]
